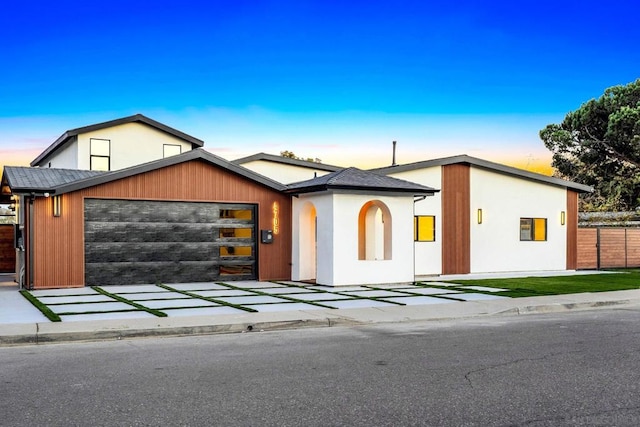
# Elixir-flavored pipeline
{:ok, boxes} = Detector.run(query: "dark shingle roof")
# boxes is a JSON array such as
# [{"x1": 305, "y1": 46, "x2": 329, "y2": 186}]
[
  {"x1": 2, "y1": 167, "x2": 107, "y2": 193},
  {"x1": 372, "y1": 154, "x2": 593, "y2": 193},
  {"x1": 31, "y1": 114, "x2": 205, "y2": 167},
  {"x1": 5, "y1": 149, "x2": 286, "y2": 196},
  {"x1": 232, "y1": 152, "x2": 342, "y2": 172},
  {"x1": 285, "y1": 167, "x2": 438, "y2": 195}
]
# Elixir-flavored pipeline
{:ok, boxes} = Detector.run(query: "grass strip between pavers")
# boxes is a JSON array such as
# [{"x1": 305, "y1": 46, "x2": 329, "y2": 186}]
[
  {"x1": 92, "y1": 287, "x2": 167, "y2": 317},
  {"x1": 222, "y1": 282, "x2": 338, "y2": 309},
  {"x1": 157, "y1": 284, "x2": 257, "y2": 313},
  {"x1": 19, "y1": 290, "x2": 61, "y2": 322}
]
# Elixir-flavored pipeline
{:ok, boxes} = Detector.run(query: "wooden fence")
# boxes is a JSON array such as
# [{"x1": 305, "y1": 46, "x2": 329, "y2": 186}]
[
  {"x1": 0, "y1": 225, "x2": 15, "y2": 273},
  {"x1": 577, "y1": 227, "x2": 640, "y2": 269}
]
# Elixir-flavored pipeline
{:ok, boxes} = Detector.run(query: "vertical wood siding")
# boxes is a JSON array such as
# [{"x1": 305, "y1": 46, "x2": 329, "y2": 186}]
[
  {"x1": 441, "y1": 164, "x2": 470, "y2": 274},
  {"x1": 566, "y1": 190, "x2": 578, "y2": 270},
  {"x1": 32, "y1": 160, "x2": 292, "y2": 288},
  {"x1": 0, "y1": 225, "x2": 15, "y2": 273}
]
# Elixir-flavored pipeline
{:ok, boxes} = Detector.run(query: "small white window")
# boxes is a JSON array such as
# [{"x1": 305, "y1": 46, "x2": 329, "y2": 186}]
[
  {"x1": 163, "y1": 144, "x2": 182, "y2": 158},
  {"x1": 90, "y1": 138, "x2": 110, "y2": 171}
]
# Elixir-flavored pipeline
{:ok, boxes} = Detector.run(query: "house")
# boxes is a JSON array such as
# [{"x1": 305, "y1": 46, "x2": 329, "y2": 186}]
[
  {"x1": 232, "y1": 152, "x2": 342, "y2": 184},
  {"x1": 3, "y1": 149, "x2": 292, "y2": 288},
  {"x1": 1, "y1": 114, "x2": 593, "y2": 290},
  {"x1": 373, "y1": 155, "x2": 592, "y2": 276},
  {"x1": 31, "y1": 114, "x2": 204, "y2": 170}
]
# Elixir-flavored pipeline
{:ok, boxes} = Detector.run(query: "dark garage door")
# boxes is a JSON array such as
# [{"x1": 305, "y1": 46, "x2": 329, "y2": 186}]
[{"x1": 84, "y1": 199, "x2": 257, "y2": 286}]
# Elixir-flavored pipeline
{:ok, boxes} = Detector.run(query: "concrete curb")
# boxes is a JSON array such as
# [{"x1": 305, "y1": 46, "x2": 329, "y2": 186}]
[{"x1": 2, "y1": 291, "x2": 640, "y2": 346}]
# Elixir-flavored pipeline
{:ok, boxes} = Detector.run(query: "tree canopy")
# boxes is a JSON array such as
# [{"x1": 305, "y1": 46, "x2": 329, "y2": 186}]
[
  {"x1": 540, "y1": 79, "x2": 640, "y2": 211},
  {"x1": 280, "y1": 150, "x2": 321, "y2": 163}
]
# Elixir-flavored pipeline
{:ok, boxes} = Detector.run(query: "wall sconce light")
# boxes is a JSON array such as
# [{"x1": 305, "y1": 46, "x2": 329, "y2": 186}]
[
  {"x1": 477, "y1": 208, "x2": 483, "y2": 224},
  {"x1": 53, "y1": 195, "x2": 62, "y2": 217},
  {"x1": 9, "y1": 203, "x2": 16, "y2": 212},
  {"x1": 560, "y1": 211, "x2": 566, "y2": 226}
]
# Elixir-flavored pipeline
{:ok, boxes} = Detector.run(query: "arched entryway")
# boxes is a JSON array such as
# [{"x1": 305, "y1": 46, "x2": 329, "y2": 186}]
[
  {"x1": 358, "y1": 200, "x2": 392, "y2": 260},
  {"x1": 298, "y1": 201, "x2": 317, "y2": 281}
]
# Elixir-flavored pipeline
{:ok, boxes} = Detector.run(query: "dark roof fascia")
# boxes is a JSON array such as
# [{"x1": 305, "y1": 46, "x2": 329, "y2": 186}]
[
  {"x1": 52, "y1": 148, "x2": 286, "y2": 195},
  {"x1": 284, "y1": 184, "x2": 438, "y2": 196},
  {"x1": 232, "y1": 152, "x2": 342, "y2": 172},
  {"x1": 373, "y1": 154, "x2": 593, "y2": 193},
  {"x1": 31, "y1": 114, "x2": 204, "y2": 166}
]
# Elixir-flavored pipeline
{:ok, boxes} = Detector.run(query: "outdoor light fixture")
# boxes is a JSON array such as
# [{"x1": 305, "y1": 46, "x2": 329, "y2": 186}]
[
  {"x1": 560, "y1": 211, "x2": 566, "y2": 226},
  {"x1": 53, "y1": 195, "x2": 62, "y2": 217},
  {"x1": 9, "y1": 203, "x2": 16, "y2": 212},
  {"x1": 477, "y1": 208, "x2": 483, "y2": 224}
]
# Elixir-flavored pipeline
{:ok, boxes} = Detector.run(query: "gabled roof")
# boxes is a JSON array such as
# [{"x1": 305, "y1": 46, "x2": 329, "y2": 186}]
[
  {"x1": 372, "y1": 154, "x2": 593, "y2": 193},
  {"x1": 31, "y1": 114, "x2": 205, "y2": 167},
  {"x1": 2, "y1": 168, "x2": 107, "y2": 193},
  {"x1": 284, "y1": 167, "x2": 438, "y2": 196},
  {"x1": 232, "y1": 152, "x2": 342, "y2": 172},
  {"x1": 6, "y1": 148, "x2": 286, "y2": 196}
]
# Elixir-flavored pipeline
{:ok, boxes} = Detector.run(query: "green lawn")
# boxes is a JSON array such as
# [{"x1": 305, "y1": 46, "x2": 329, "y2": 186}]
[{"x1": 438, "y1": 270, "x2": 640, "y2": 298}]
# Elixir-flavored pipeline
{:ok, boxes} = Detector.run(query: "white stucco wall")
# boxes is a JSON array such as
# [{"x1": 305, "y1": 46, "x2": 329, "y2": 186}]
[
  {"x1": 239, "y1": 160, "x2": 333, "y2": 184},
  {"x1": 386, "y1": 167, "x2": 442, "y2": 275},
  {"x1": 292, "y1": 192, "x2": 417, "y2": 286},
  {"x1": 46, "y1": 141, "x2": 78, "y2": 169},
  {"x1": 75, "y1": 122, "x2": 193, "y2": 170},
  {"x1": 469, "y1": 167, "x2": 567, "y2": 273}
]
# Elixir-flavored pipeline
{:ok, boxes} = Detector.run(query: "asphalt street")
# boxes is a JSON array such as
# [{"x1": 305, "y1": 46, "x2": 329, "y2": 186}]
[{"x1": 2, "y1": 308, "x2": 640, "y2": 426}]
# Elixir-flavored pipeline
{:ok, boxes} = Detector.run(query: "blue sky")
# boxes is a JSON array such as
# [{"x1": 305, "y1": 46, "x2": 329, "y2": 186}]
[{"x1": 1, "y1": 0, "x2": 639, "y2": 172}]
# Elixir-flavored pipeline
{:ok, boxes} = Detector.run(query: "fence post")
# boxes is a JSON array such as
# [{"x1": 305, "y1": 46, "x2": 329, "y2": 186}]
[
  {"x1": 625, "y1": 228, "x2": 628, "y2": 268},
  {"x1": 596, "y1": 227, "x2": 601, "y2": 270}
]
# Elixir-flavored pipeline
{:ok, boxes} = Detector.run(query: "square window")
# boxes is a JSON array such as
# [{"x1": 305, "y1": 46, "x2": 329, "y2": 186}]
[
  {"x1": 520, "y1": 218, "x2": 546, "y2": 241},
  {"x1": 90, "y1": 139, "x2": 110, "y2": 156}
]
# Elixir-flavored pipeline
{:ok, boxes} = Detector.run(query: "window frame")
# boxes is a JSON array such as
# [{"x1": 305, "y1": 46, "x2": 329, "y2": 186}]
[
  {"x1": 520, "y1": 217, "x2": 547, "y2": 241},
  {"x1": 414, "y1": 215, "x2": 436, "y2": 242},
  {"x1": 90, "y1": 138, "x2": 111, "y2": 171},
  {"x1": 163, "y1": 144, "x2": 182, "y2": 158}
]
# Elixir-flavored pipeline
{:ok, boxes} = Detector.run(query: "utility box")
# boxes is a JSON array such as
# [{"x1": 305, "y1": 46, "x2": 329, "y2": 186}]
[{"x1": 261, "y1": 229, "x2": 274, "y2": 244}]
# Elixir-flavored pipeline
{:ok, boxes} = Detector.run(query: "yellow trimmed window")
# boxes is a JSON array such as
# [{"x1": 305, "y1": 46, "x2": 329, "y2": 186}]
[
  {"x1": 520, "y1": 218, "x2": 547, "y2": 241},
  {"x1": 414, "y1": 215, "x2": 435, "y2": 242}
]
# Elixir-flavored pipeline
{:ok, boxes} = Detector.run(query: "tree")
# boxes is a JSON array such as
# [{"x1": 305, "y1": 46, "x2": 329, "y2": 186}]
[
  {"x1": 540, "y1": 78, "x2": 640, "y2": 211},
  {"x1": 280, "y1": 150, "x2": 321, "y2": 163}
]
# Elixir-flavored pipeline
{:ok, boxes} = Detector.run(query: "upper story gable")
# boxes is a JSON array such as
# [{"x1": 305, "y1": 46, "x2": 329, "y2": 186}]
[
  {"x1": 31, "y1": 114, "x2": 204, "y2": 171},
  {"x1": 232, "y1": 152, "x2": 342, "y2": 184}
]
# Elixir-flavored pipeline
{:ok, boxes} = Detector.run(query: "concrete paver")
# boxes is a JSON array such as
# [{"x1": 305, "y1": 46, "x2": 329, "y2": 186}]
[
  {"x1": 189, "y1": 289, "x2": 255, "y2": 297},
  {"x1": 287, "y1": 292, "x2": 355, "y2": 302},
  {"x1": 450, "y1": 293, "x2": 510, "y2": 301},
  {"x1": 341, "y1": 290, "x2": 414, "y2": 298},
  {"x1": 249, "y1": 302, "x2": 327, "y2": 312},
  {"x1": 30, "y1": 288, "x2": 100, "y2": 297},
  {"x1": 321, "y1": 299, "x2": 398, "y2": 309},
  {"x1": 384, "y1": 296, "x2": 457, "y2": 305},
  {"x1": 49, "y1": 301, "x2": 134, "y2": 314},
  {"x1": 215, "y1": 295, "x2": 291, "y2": 304},
  {"x1": 37, "y1": 294, "x2": 116, "y2": 304},
  {"x1": 113, "y1": 292, "x2": 190, "y2": 300},
  {"x1": 161, "y1": 306, "x2": 245, "y2": 317},
  {"x1": 230, "y1": 281, "x2": 287, "y2": 289},
  {"x1": 60, "y1": 311, "x2": 155, "y2": 322},
  {"x1": 100, "y1": 285, "x2": 165, "y2": 293},
  {"x1": 167, "y1": 283, "x2": 230, "y2": 291},
  {"x1": 396, "y1": 287, "x2": 462, "y2": 295},
  {"x1": 139, "y1": 299, "x2": 220, "y2": 309}
]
